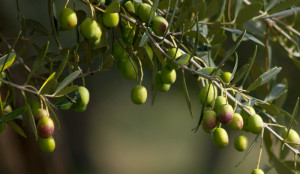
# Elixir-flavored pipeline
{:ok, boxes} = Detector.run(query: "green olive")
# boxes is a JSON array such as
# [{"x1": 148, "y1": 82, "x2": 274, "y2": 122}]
[
  {"x1": 212, "y1": 128, "x2": 229, "y2": 148},
  {"x1": 80, "y1": 18, "x2": 102, "y2": 41},
  {"x1": 229, "y1": 113, "x2": 244, "y2": 130},
  {"x1": 122, "y1": 25, "x2": 135, "y2": 43},
  {"x1": 221, "y1": 71, "x2": 232, "y2": 83},
  {"x1": 72, "y1": 86, "x2": 90, "y2": 112},
  {"x1": 202, "y1": 110, "x2": 217, "y2": 130},
  {"x1": 59, "y1": 8, "x2": 77, "y2": 30},
  {"x1": 199, "y1": 84, "x2": 218, "y2": 106},
  {"x1": 251, "y1": 169, "x2": 264, "y2": 174},
  {"x1": 234, "y1": 135, "x2": 248, "y2": 151},
  {"x1": 213, "y1": 96, "x2": 227, "y2": 113},
  {"x1": 248, "y1": 114, "x2": 263, "y2": 134},
  {"x1": 137, "y1": 3, "x2": 152, "y2": 23},
  {"x1": 39, "y1": 136, "x2": 56, "y2": 153},
  {"x1": 102, "y1": 13, "x2": 119, "y2": 27},
  {"x1": 282, "y1": 129, "x2": 300, "y2": 147},
  {"x1": 122, "y1": 58, "x2": 138, "y2": 80},
  {"x1": 151, "y1": 16, "x2": 168, "y2": 36},
  {"x1": 161, "y1": 66, "x2": 176, "y2": 84},
  {"x1": 155, "y1": 71, "x2": 171, "y2": 92},
  {"x1": 131, "y1": 85, "x2": 147, "y2": 104},
  {"x1": 166, "y1": 48, "x2": 182, "y2": 69}
]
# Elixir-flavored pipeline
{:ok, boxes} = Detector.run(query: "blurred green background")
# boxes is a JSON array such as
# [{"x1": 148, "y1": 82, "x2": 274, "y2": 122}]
[{"x1": 0, "y1": 1, "x2": 300, "y2": 174}]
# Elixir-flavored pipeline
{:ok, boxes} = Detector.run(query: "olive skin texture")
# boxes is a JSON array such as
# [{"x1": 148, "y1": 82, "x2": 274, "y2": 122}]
[
  {"x1": 113, "y1": 40, "x2": 127, "y2": 60},
  {"x1": 166, "y1": 48, "x2": 182, "y2": 69},
  {"x1": 34, "y1": 108, "x2": 48, "y2": 124},
  {"x1": 59, "y1": 8, "x2": 77, "y2": 30},
  {"x1": 125, "y1": 1, "x2": 135, "y2": 13},
  {"x1": 155, "y1": 71, "x2": 171, "y2": 92},
  {"x1": 102, "y1": 13, "x2": 119, "y2": 27},
  {"x1": 221, "y1": 71, "x2": 232, "y2": 83},
  {"x1": 212, "y1": 128, "x2": 229, "y2": 148},
  {"x1": 248, "y1": 114, "x2": 264, "y2": 134},
  {"x1": 234, "y1": 135, "x2": 248, "y2": 151},
  {"x1": 37, "y1": 117, "x2": 54, "y2": 138},
  {"x1": 213, "y1": 96, "x2": 227, "y2": 113},
  {"x1": 122, "y1": 58, "x2": 138, "y2": 80},
  {"x1": 131, "y1": 85, "x2": 147, "y2": 104},
  {"x1": 229, "y1": 113, "x2": 244, "y2": 130},
  {"x1": 151, "y1": 16, "x2": 168, "y2": 36},
  {"x1": 80, "y1": 18, "x2": 102, "y2": 41},
  {"x1": 202, "y1": 110, "x2": 217, "y2": 130},
  {"x1": 72, "y1": 86, "x2": 90, "y2": 112},
  {"x1": 39, "y1": 136, "x2": 55, "y2": 153},
  {"x1": 282, "y1": 129, "x2": 300, "y2": 147},
  {"x1": 199, "y1": 84, "x2": 218, "y2": 106},
  {"x1": 217, "y1": 104, "x2": 234, "y2": 124},
  {"x1": 122, "y1": 25, "x2": 135, "y2": 43},
  {"x1": 137, "y1": 3, "x2": 152, "y2": 23},
  {"x1": 251, "y1": 169, "x2": 264, "y2": 174},
  {"x1": 240, "y1": 106, "x2": 256, "y2": 120},
  {"x1": 161, "y1": 66, "x2": 176, "y2": 84}
]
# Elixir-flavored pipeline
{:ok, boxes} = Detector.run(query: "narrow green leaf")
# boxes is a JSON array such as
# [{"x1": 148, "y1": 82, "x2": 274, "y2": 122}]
[
  {"x1": 265, "y1": 83, "x2": 287, "y2": 101},
  {"x1": 241, "y1": 45, "x2": 257, "y2": 87},
  {"x1": 25, "y1": 19, "x2": 49, "y2": 36},
  {"x1": 235, "y1": 134, "x2": 259, "y2": 167},
  {"x1": 55, "y1": 50, "x2": 69, "y2": 80},
  {"x1": 23, "y1": 92, "x2": 37, "y2": 140},
  {"x1": 261, "y1": 7, "x2": 300, "y2": 19},
  {"x1": 229, "y1": 52, "x2": 238, "y2": 82},
  {"x1": 181, "y1": 70, "x2": 193, "y2": 118},
  {"x1": 148, "y1": 0, "x2": 160, "y2": 25},
  {"x1": 0, "y1": 107, "x2": 27, "y2": 123},
  {"x1": 45, "y1": 100, "x2": 60, "y2": 129},
  {"x1": 286, "y1": 97, "x2": 299, "y2": 137},
  {"x1": 216, "y1": 30, "x2": 246, "y2": 70},
  {"x1": 236, "y1": 2, "x2": 262, "y2": 24},
  {"x1": 7, "y1": 121, "x2": 27, "y2": 138},
  {"x1": 231, "y1": 64, "x2": 249, "y2": 84},
  {"x1": 139, "y1": 32, "x2": 149, "y2": 47},
  {"x1": 26, "y1": 41, "x2": 49, "y2": 83},
  {"x1": 265, "y1": 0, "x2": 280, "y2": 11},
  {"x1": 54, "y1": 85, "x2": 78, "y2": 97},
  {"x1": 54, "y1": 70, "x2": 81, "y2": 95},
  {"x1": 272, "y1": 153, "x2": 294, "y2": 174},
  {"x1": 247, "y1": 67, "x2": 282, "y2": 91},
  {"x1": 234, "y1": 0, "x2": 243, "y2": 20},
  {"x1": 162, "y1": 0, "x2": 178, "y2": 38},
  {"x1": 268, "y1": 0, "x2": 299, "y2": 14},
  {"x1": 217, "y1": 0, "x2": 226, "y2": 21},
  {"x1": 39, "y1": 72, "x2": 56, "y2": 93},
  {"x1": 197, "y1": 0, "x2": 206, "y2": 20},
  {"x1": 222, "y1": 27, "x2": 264, "y2": 46},
  {"x1": 104, "y1": 1, "x2": 120, "y2": 13},
  {"x1": 0, "y1": 53, "x2": 16, "y2": 71}
]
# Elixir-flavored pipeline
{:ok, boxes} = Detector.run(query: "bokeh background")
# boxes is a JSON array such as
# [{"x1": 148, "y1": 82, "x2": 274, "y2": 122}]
[{"x1": 0, "y1": 0, "x2": 300, "y2": 174}]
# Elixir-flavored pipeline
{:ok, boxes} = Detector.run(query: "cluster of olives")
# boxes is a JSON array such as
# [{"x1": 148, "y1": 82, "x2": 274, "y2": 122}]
[
  {"x1": 31, "y1": 103, "x2": 56, "y2": 153},
  {"x1": 199, "y1": 83, "x2": 263, "y2": 150}
]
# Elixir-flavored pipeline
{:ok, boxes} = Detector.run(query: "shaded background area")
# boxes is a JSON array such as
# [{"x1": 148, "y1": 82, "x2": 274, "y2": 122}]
[{"x1": 0, "y1": 1, "x2": 300, "y2": 174}]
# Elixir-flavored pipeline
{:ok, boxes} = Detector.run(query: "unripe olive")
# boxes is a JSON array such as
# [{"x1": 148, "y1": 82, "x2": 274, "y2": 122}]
[
  {"x1": 251, "y1": 169, "x2": 264, "y2": 174},
  {"x1": 137, "y1": 3, "x2": 152, "y2": 23},
  {"x1": 131, "y1": 85, "x2": 147, "y2": 104},
  {"x1": 72, "y1": 86, "x2": 90, "y2": 112},
  {"x1": 125, "y1": 1, "x2": 135, "y2": 13},
  {"x1": 34, "y1": 108, "x2": 48, "y2": 124},
  {"x1": 234, "y1": 135, "x2": 248, "y2": 152},
  {"x1": 3, "y1": 105, "x2": 12, "y2": 114},
  {"x1": 202, "y1": 110, "x2": 217, "y2": 130},
  {"x1": 199, "y1": 84, "x2": 218, "y2": 106},
  {"x1": 39, "y1": 136, "x2": 55, "y2": 153},
  {"x1": 213, "y1": 96, "x2": 227, "y2": 113},
  {"x1": 31, "y1": 100, "x2": 41, "y2": 114},
  {"x1": 113, "y1": 40, "x2": 127, "y2": 60},
  {"x1": 151, "y1": 16, "x2": 168, "y2": 36},
  {"x1": 282, "y1": 129, "x2": 300, "y2": 147},
  {"x1": 221, "y1": 71, "x2": 232, "y2": 83},
  {"x1": 161, "y1": 66, "x2": 176, "y2": 84},
  {"x1": 59, "y1": 8, "x2": 77, "y2": 30},
  {"x1": 240, "y1": 106, "x2": 256, "y2": 120},
  {"x1": 248, "y1": 114, "x2": 263, "y2": 134},
  {"x1": 212, "y1": 128, "x2": 229, "y2": 148},
  {"x1": 217, "y1": 104, "x2": 234, "y2": 124},
  {"x1": 144, "y1": 44, "x2": 153, "y2": 60},
  {"x1": 229, "y1": 113, "x2": 244, "y2": 130},
  {"x1": 155, "y1": 71, "x2": 171, "y2": 92},
  {"x1": 122, "y1": 25, "x2": 135, "y2": 43},
  {"x1": 37, "y1": 117, "x2": 54, "y2": 138},
  {"x1": 166, "y1": 48, "x2": 182, "y2": 69},
  {"x1": 80, "y1": 18, "x2": 102, "y2": 41},
  {"x1": 102, "y1": 13, "x2": 119, "y2": 27},
  {"x1": 122, "y1": 59, "x2": 138, "y2": 80}
]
